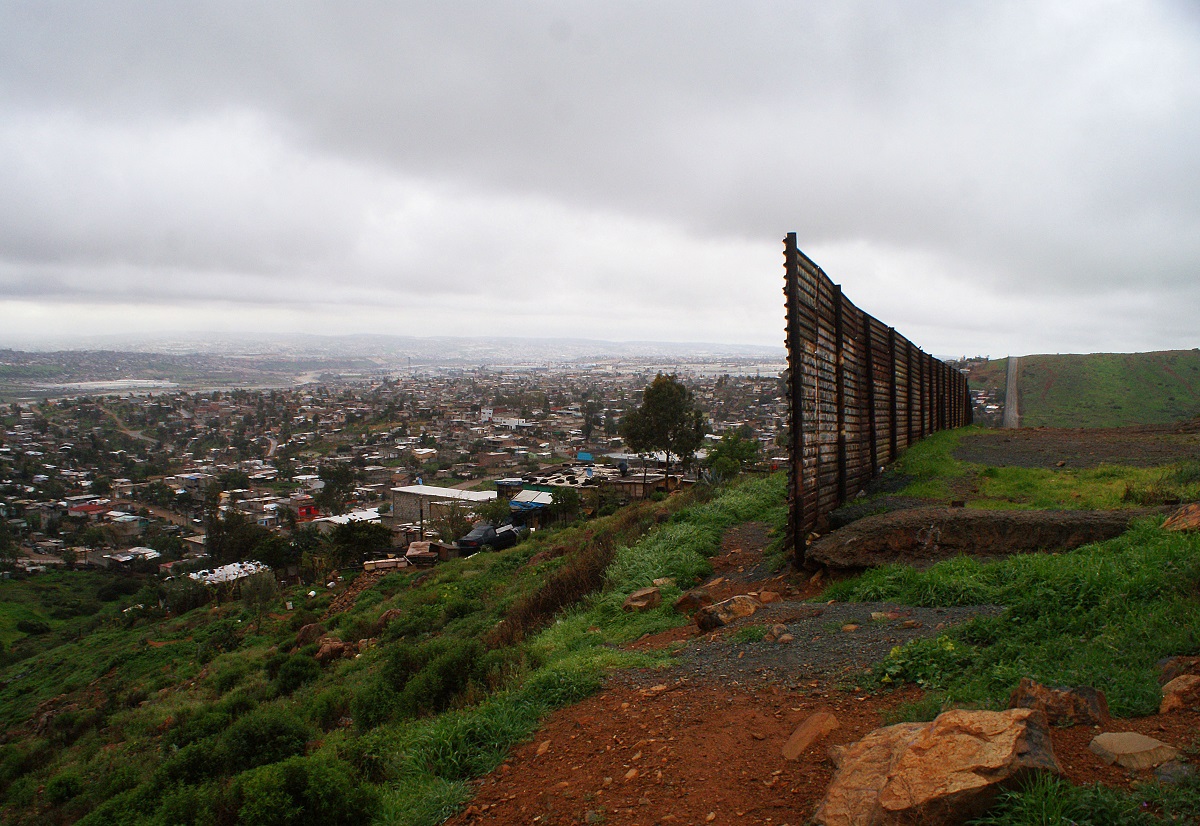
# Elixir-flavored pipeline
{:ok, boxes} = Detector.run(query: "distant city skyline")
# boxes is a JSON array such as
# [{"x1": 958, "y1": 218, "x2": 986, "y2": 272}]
[{"x1": 2, "y1": 2, "x2": 1198, "y2": 358}]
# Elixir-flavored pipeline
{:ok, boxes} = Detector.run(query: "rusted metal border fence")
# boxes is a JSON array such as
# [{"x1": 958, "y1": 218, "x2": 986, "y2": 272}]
[{"x1": 784, "y1": 233, "x2": 971, "y2": 566}]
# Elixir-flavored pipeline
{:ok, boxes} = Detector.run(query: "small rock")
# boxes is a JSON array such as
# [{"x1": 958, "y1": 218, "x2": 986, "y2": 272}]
[
  {"x1": 294, "y1": 622, "x2": 327, "y2": 647},
  {"x1": 1161, "y1": 674, "x2": 1200, "y2": 713},
  {"x1": 759, "y1": 590, "x2": 782, "y2": 604},
  {"x1": 1162, "y1": 503, "x2": 1200, "y2": 532},
  {"x1": 782, "y1": 711, "x2": 840, "y2": 760},
  {"x1": 1007, "y1": 678, "x2": 1110, "y2": 726},
  {"x1": 706, "y1": 814, "x2": 716, "y2": 822},
  {"x1": 1158, "y1": 655, "x2": 1200, "y2": 685},
  {"x1": 870, "y1": 612, "x2": 888, "y2": 622},
  {"x1": 841, "y1": 623, "x2": 859, "y2": 633},
  {"x1": 1156, "y1": 760, "x2": 1196, "y2": 785},
  {"x1": 771, "y1": 624, "x2": 789, "y2": 636},
  {"x1": 314, "y1": 637, "x2": 356, "y2": 663},
  {"x1": 777, "y1": 633, "x2": 795, "y2": 644},
  {"x1": 623, "y1": 587, "x2": 662, "y2": 612},
  {"x1": 624, "y1": 768, "x2": 639, "y2": 781},
  {"x1": 901, "y1": 620, "x2": 922, "y2": 629},
  {"x1": 652, "y1": 577, "x2": 676, "y2": 588},
  {"x1": 673, "y1": 587, "x2": 713, "y2": 615},
  {"x1": 694, "y1": 594, "x2": 763, "y2": 631},
  {"x1": 537, "y1": 740, "x2": 551, "y2": 756},
  {"x1": 1056, "y1": 460, "x2": 1066, "y2": 467},
  {"x1": 1089, "y1": 732, "x2": 1180, "y2": 770}
]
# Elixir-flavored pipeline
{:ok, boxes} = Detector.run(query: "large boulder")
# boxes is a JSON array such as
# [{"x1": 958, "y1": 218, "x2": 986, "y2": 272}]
[
  {"x1": 808, "y1": 507, "x2": 1164, "y2": 569},
  {"x1": 1007, "y1": 678, "x2": 1110, "y2": 726},
  {"x1": 815, "y1": 708, "x2": 1060, "y2": 826},
  {"x1": 694, "y1": 594, "x2": 762, "y2": 632}
]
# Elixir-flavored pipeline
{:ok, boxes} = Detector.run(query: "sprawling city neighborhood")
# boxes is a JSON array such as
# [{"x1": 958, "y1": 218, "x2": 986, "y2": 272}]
[{"x1": 0, "y1": 361, "x2": 810, "y2": 581}]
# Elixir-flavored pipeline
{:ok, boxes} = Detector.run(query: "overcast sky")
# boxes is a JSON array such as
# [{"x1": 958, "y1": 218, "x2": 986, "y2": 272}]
[{"x1": 1, "y1": 1, "x2": 1198, "y2": 357}]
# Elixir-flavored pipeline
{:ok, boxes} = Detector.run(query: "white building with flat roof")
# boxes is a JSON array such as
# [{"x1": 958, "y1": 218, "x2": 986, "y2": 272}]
[{"x1": 391, "y1": 485, "x2": 496, "y2": 523}]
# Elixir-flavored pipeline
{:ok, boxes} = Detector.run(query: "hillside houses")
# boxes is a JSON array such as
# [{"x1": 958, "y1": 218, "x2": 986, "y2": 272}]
[{"x1": 1, "y1": 364, "x2": 786, "y2": 575}]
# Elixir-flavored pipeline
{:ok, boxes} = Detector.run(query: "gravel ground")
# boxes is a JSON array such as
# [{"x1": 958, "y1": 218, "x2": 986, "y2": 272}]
[
  {"x1": 621, "y1": 600, "x2": 1003, "y2": 689},
  {"x1": 954, "y1": 427, "x2": 1200, "y2": 469}
]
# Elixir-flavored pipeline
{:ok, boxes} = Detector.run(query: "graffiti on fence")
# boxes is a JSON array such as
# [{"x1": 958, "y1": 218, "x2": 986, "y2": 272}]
[{"x1": 783, "y1": 232, "x2": 972, "y2": 566}]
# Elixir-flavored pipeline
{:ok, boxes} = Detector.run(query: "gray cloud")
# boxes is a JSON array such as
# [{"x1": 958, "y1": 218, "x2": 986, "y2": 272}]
[{"x1": 1, "y1": 1, "x2": 1198, "y2": 355}]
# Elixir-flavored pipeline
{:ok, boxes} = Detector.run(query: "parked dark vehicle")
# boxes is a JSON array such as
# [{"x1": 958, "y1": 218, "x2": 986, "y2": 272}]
[{"x1": 455, "y1": 523, "x2": 527, "y2": 551}]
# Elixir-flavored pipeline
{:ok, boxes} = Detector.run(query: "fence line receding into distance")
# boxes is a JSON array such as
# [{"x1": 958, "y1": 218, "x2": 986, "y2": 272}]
[{"x1": 783, "y1": 232, "x2": 972, "y2": 567}]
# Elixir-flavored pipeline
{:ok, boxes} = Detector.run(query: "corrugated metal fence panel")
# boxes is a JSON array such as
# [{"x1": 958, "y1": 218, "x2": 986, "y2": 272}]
[{"x1": 783, "y1": 233, "x2": 970, "y2": 563}]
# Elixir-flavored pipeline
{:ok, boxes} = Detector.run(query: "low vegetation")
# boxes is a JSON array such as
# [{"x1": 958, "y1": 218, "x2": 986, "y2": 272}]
[
  {"x1": 828, "y1": 518, "x2": 1200, "y2": 716},
  {"x1": 871, "y1": 427, "x2": 1200, "y2": 510},
  {"x1": 0, "y1": 474, "x2": 785, "y2": 826}
]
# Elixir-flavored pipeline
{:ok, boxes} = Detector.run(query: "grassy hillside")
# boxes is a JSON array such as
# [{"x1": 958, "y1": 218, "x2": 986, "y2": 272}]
[
  {"x1": 0, "y1": 475, "x2": 787, "y2": 826},
  {"x1": 1013, "y1": 349, "x2": 1200, "y2": 428}
]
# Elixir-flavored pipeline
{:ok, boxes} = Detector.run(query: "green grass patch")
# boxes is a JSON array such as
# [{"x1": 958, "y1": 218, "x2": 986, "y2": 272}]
[
  {"x1": 1012, "y1": 349, "x2": 1200, "y2": 429},
  {"x1": 972, "y1": 463, "x2": 1200, "y2": 510},
  {"x1": 826, "y1": 518, "x2": 1200, "y2": 716},
  {"x1": 0, "y1": 474, "x2": 789, "y2": 826}
]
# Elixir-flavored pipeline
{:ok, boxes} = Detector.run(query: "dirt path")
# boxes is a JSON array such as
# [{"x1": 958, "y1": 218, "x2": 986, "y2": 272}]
[
  {"x1": 447, "y1": 518, "x2": 1200, "y2": 825},
  {"x1": 1003, "y1": 356, "x2": 1020, "y2": 429}
]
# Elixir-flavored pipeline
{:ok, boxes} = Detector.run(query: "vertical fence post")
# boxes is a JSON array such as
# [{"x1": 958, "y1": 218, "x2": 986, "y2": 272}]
[
  {"x1": 906, "y1": 341, "x2": 915, "y2": 448},
  {"x1": 783, "y1": 233, "x2": 806, "y2": 567},
  {"x1": 834, "y1": 286, "x2": 847, "y2": 503},
  {"x1": 887, "y1": 327, "x2": 898, "y2": 463},
  {"x1": 863, "y1": 320, "x2": 877, "y2": 475}
]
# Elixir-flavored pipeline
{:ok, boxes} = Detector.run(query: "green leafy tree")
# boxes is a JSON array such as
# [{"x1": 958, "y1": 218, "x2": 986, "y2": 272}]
[
  {"x1": 316, "y1": 464, "x2": 356, "y2": 515},
  {"x1": 476, "y1": 497, "x2": 514, "y2": 526},
  {"x1": 704, "y1": 428, "x2": 761, "y2": 482},
  {"x1": 581, "y1": 400, "x2": 602, "y2": 442},
  {"x1": 549, "y1": 487, "x2": 581, "y2": 519},
  {"x1": 431, "y1": 501, "x2": 474, "y2": 543},
  {"x1": 240, "y1": 570, "x2": 279, "y2": 631},
  {"x1": 620, "y1": 373, "x2": 707, "y2": 473},
  {"x1": 329, "y1": 520, "x2": 392, "y2": 567}
]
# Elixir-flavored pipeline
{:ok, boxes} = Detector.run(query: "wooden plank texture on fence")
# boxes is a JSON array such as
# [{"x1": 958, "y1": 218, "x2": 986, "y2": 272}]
[{"x1": 783, "y1": 233, "x2": 971, "y2": 567}]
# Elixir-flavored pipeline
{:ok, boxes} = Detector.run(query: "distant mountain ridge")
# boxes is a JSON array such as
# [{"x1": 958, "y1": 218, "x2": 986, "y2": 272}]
[{"x1": 3, "y1": 333, "x2": 785, "y2": 363}]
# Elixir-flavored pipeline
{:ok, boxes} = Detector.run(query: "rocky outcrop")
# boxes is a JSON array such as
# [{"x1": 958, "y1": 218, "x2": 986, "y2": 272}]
[
  {"x1": 814, "y1": 708, "x2": 1059, "y2": 826},
  {"x1": 694, "y1": 594, "x2": 762, "y2": 632},
  {"x1": 807, "y1": 507, "x2": 1163, "y2": 569},
  {"x1": 1007, "y1": 678, "x2": 1109, "y2": 726}
]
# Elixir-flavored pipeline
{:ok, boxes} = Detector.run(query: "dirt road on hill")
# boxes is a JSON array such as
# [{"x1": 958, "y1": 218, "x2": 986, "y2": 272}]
[
  {"x1": 449, "y1": 520, "x2": 1200, "y2": 825},
  {"x1": 1002, "y1": 356, "x2": 1020, "y2": 429}
]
